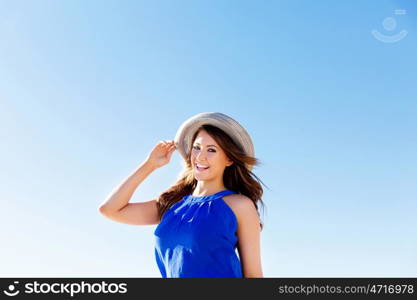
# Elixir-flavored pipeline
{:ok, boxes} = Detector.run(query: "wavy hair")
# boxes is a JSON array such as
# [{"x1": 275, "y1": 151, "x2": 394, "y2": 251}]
[{"x1": 156, "y1": 124, "x2": 267, "y2": 230}]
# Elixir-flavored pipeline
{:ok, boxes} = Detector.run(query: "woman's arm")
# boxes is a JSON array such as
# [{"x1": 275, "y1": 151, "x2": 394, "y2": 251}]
[
  {"x1": 99, "y1": 159, "x2": 157, "y2": 214},
  {"x1": 99, "y1": 140, "x2": 176, "y2": 225},
  {"x1": 234, "y1": 195, "x2": 264, "y2": 278},
  {"x1": 98, "y1": 159, "x2": 160, "y2": 225}
]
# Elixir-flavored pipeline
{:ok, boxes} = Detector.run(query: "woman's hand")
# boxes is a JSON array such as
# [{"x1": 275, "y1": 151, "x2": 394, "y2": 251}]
[{"x1": 146, "y1": 140, "x2": 176, "y2": 169}]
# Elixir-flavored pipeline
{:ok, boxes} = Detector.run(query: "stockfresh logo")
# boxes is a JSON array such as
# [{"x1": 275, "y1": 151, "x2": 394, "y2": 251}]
[
  {"x1": 371, "y1": 9, "x2": 408, "y2": 43},
  {"x1": 3, "y1": 281, "x2": 20, "y2": 297},
  {"x1": 2, "y1": 280, "x2": 128, "y2": 297}
]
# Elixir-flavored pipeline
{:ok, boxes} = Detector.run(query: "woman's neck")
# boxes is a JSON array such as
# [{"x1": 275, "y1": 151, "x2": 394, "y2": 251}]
[{"x1": 192, "y1": 182, "x2": 227, "y2": 197}]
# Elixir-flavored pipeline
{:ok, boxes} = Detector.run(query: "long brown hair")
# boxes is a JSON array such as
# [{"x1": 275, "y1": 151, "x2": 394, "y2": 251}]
[{"x1": 156, "y1": 124, "x2": 267, "y2": 230}]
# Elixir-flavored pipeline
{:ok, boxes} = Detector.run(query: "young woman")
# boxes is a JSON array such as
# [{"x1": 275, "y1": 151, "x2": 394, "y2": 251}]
[{"x1": 99, "y1": 112, "x2": 266, "y2": 278}]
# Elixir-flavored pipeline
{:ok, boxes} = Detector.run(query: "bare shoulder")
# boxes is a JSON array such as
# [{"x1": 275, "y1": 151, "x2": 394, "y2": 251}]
[
  {"x1": 222, "y1": 194, "x2": 258, "y2": 222},
  {"x1": 222, "y1": 193, "x2": 255, "y2": 208}
]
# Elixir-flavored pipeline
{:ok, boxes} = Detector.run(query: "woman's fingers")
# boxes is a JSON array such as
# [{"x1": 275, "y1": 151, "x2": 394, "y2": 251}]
[
  {"x1": 163, "y1": 140, "x2": 175, "y2": 146},
  {"x1": 157, "y1": 140, "x2": 175, "y2": 152}
]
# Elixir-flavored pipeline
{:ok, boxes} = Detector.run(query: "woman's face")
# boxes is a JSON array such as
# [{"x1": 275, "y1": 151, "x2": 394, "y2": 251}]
[{"x1": 190, "y1": 130, "x2": 233, "y2": 181}]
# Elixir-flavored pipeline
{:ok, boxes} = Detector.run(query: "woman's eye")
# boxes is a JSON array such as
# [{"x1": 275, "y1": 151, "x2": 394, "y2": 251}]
[{"x1": 192, "y1": 146, "x2": 216, "y2": 152}]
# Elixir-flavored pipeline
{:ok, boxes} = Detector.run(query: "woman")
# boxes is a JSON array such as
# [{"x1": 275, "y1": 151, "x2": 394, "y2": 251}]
[{"x1": 99, "y1": 112, "x2": 266, "y2": 278}]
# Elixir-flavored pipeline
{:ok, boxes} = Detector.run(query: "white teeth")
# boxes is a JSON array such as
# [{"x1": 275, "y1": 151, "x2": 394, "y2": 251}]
[
  {"x1": 196, "y1": 164, "x2": 209, "y2": 169},
  {"x1": 196, "y1": 164, "x2": 209, "y2": 168}
]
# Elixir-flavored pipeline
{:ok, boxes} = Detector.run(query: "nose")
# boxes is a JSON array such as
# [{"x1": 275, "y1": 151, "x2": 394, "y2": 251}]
[{"x1": 195, "y1": 149, "x2": 207, "y2": 162}]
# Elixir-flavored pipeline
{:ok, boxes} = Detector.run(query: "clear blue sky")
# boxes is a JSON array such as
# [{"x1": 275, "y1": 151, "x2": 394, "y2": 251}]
[{"x1": 1, "y1": 0, "x2": 416, "y2": 277}]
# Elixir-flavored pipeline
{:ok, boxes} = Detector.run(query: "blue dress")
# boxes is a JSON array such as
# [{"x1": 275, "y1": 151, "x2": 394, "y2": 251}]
[{"x1": 154, "y1": 189, "x2": 243, "y2": 278}]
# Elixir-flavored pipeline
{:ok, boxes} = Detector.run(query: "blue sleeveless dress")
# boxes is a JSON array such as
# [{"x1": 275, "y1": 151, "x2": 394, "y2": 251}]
[{"x1": 153, "y1": 189, "x2": 243, "y2": 278}]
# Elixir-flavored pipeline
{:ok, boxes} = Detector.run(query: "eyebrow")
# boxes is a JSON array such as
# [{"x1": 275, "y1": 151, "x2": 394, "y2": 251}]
[{"x1": 194, "y1": 143, "x2": 217, "y2": 148}]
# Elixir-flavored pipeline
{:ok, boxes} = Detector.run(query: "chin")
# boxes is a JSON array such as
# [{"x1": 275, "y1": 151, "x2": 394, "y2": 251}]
[
  {"x1": 194, "y1": 174, "x2": 207, "y2": 181},
  {"x1": 193, "y1": 171, "x2": 213, "y2": 180}
]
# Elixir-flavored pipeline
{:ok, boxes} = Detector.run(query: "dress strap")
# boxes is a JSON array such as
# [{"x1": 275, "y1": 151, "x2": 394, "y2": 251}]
[
  {"x1": 213, "y1": 189, "x2": 235, "y2": 198},
  {"x1": 186, "y1": 189, "x2": 236, "y2": 202}
]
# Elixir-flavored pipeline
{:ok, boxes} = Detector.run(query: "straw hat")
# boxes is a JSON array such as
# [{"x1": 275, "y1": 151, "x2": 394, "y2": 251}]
[{"x1": 174, "y1": 112, "x2": 255, "y2": 171}]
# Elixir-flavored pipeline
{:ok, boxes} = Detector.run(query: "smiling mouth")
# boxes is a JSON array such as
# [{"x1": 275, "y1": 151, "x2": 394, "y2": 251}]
[{"x1": 195, "y1": 165, "x2": 210, "y2": 171}]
